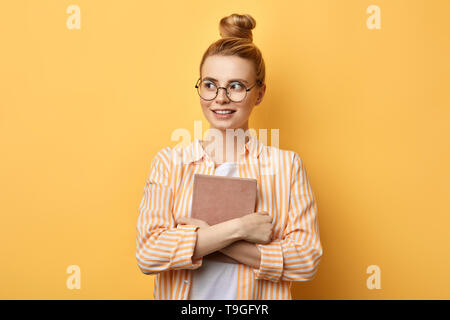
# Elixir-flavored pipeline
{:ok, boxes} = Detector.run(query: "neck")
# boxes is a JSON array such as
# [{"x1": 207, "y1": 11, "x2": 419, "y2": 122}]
[{"x1": 201, "y1": 125, "x2": 250, "y2": 164}]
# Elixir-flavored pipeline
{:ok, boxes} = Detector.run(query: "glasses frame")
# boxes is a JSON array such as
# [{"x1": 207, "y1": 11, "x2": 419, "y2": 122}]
[{"x1": 195, "y1": 77, "x2": 260, "y2": 103}]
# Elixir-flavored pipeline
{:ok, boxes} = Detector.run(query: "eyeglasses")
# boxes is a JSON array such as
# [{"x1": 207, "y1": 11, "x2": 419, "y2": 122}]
[{"x1": 195, "y1": 77, "x2": 259, "y2": 103}]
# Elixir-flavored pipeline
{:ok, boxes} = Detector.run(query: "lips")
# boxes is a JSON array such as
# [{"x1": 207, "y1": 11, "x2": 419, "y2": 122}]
[
  {"x1": 211, "y1": 109, "x2": 237, "y2": 114},
  {"x1": 210, "y1": 108, "x2": 236, "y2": 119}
]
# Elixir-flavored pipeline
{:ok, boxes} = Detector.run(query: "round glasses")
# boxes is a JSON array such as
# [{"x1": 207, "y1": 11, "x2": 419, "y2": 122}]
[{"x1": 195, "y1": 77, "x2": 259, "y2": 103}]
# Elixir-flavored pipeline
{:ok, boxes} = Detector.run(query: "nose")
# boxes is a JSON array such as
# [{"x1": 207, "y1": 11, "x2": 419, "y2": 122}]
[{"x1": 215, "y1": 87, "x2": 230, "y2": 103}]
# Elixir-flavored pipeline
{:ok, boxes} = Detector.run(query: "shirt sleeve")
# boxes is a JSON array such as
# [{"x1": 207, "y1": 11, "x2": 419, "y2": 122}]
[
  {"x1": 252, "y1": 152, "x2": 323, "y2": 282},
  {"x1": 136, "y1": 148, "x2": 203, "y2": 275}
]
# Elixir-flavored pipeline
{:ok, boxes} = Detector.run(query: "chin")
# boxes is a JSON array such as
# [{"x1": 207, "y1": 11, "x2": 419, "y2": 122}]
[{"x1": 211, "y1": 123, "x2": 235, "y2": 131}]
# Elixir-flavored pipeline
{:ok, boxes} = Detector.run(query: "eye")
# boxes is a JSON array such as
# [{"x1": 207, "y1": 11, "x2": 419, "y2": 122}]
[
  {"x1": 229, "y1": 82, "x2": 244, "y2": 90},
  {"x1": 202, "y1": 81, "x2": 216, "y2": 89}
]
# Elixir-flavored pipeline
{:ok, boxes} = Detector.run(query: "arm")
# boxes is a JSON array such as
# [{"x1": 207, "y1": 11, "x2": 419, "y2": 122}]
[
  {"x1": 219, "y1": 240, "x2": 261, "y2": 269},
  {"x1": 243, "y1": 153, "x2": 323, "y2": 282},
  {"x1": 136, "y1": 149, "x2": 205, "y2": 275},
  {"x1": 191, "y1": 219, "x2": 242, "y2": 260},
  {"x1": 175, "y1": 216, "x2": 256, "y2": 263},
  {"x1": 175, "y1": 217, "x2": 262, "y2": 268}
]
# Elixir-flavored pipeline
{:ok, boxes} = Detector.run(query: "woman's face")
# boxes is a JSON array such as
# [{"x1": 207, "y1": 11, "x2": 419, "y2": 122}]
[{"x1": 199, "y1": 55, "x2": 266, "y2": 132}]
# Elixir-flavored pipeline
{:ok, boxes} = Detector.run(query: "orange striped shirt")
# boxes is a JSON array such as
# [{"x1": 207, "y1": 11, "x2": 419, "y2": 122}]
[{"x1": 136, "y1": 134, "x2": 323, "y2": 299}]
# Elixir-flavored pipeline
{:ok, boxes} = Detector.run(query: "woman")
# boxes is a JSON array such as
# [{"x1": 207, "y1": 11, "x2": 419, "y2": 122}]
[{"x1": 136, "y1": 13, "x2": 323, "y2": 300}]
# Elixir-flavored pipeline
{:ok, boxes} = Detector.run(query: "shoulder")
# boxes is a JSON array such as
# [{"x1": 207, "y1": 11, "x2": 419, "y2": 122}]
[
  {"x1": 260, "y1": 143, "x2": 303, "y2": 168},
  {"x1": 260, "y1": 145, "x2": 313, "y2": 190},
  {"x1": 151, "y1": 146, "x2": 172, "y2": 167},
  {"x1": 151, "y1": 141, "x2": 192, "y2": 169}
]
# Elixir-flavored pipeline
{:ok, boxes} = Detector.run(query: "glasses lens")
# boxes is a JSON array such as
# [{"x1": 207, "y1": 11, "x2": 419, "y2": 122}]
[
  {"x1": 227, "y1": 82, "x2": 246, "y2": 102},
  {"x1": 198, "y1": 80, "x2": 217, "y2": 100},
  {"x1": 197, "y1": 80, "x2": 247, "y2": 102}
]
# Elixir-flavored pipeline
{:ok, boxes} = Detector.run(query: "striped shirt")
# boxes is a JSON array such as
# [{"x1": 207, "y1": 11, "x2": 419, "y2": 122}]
[{"x1": 136, "y1": 134, "x2": 323, "y2": 299}]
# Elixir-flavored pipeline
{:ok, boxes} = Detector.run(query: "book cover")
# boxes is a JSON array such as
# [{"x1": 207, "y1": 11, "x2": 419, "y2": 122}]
[{"x1": 190, "y1": 173, "x2": 258, "y2": 264}]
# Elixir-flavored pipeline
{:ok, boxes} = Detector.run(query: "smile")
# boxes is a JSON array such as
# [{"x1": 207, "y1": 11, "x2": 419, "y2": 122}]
[{"x1": 211, "y1": 109, "x2": 236, "y2": 119}]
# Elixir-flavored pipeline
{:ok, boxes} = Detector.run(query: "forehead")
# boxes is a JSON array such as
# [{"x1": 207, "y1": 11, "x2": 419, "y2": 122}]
[{"x1": 201, "y1": 55, "x2": 255, "y2": 81}]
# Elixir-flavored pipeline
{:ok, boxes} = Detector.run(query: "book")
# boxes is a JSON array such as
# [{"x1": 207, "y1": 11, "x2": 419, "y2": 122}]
[{"x1": 190, "y1": 173, "x2": 258, "y2": 264}]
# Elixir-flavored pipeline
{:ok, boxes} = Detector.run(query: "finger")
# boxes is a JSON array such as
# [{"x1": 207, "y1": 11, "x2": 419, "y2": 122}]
[
  {"x1": 180, "y1": 217, "x2": 197, "y2": 225},
  {"x1": 176, "y1": 217, "x2": 187, "y2": 224},
  {"x1": 186, "y1": 218, "x2": 202, "y2": 225}
]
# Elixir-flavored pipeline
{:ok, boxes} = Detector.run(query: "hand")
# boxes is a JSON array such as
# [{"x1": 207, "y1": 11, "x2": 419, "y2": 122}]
[
  {"x1": 237, "y1": 211, "x2": 273, "y2": 244},
  {"x1": 176, "y1": 216, "x2": 210, "y2": 229}
]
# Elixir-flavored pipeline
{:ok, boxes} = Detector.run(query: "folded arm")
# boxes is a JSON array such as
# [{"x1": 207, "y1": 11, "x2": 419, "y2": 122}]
[
  {"x1": 136, "y1": 149, "x2": 204, "y2": 275},
  {"x1": 221, "y1": 153, "x2": 323, "y2": 283},
  {"x1": 219, "y1": 240, "x2": 261, "y2": 269},
  {"x1": 136, "y1": 149, "x2": 251, "y2": 275}
]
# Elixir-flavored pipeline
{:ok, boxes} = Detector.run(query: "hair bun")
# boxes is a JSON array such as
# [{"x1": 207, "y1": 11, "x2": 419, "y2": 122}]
[{"x1": 219, "y1": 13, "x2": 256, "y2": 42}]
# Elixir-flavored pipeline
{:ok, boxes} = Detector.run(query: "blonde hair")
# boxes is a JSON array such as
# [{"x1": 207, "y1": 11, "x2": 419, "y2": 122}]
[{"x1": 199, "y1": 13, "x2": 266, "y2": 87}]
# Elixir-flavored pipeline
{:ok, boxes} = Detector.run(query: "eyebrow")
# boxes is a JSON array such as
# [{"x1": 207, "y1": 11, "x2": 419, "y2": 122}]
[{"x1": 202, "y1": 77, "x2": 249, "y2": 84}]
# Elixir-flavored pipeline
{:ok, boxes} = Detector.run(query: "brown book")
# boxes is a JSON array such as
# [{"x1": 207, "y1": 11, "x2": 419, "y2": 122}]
[{"x1": 191, "y1": 173, "x2": 258, "y2": 264}]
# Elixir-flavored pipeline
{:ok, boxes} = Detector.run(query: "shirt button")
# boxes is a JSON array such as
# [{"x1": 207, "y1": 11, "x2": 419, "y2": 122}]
[{"x1": 184, "y1": 280, "x2": 189, "y2": 284}]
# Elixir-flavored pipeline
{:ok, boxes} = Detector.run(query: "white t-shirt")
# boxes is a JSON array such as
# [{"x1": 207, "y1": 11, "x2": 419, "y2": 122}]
[{"x1": 188, "y1": 162, "x2": 240, "y2": 300}]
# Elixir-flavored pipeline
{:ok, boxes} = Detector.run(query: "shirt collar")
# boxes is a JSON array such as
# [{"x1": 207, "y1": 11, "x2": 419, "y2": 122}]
[{"x1": 184, "y1": 134, "x2": 264, "y2": 165}]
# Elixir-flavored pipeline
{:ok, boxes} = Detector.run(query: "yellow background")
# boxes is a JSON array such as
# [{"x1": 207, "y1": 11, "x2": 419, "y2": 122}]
[{"x1": 1, "y1": 0, "x2": 449, "y2": 299}]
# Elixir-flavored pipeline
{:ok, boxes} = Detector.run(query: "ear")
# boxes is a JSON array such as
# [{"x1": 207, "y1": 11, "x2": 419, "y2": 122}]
[{"x1": 255, "y1": 83, "x2": 266, "y2": 106}]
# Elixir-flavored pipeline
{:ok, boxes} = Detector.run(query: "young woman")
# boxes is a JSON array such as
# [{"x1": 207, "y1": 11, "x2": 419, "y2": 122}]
[{"x1": 136, "y1": 13, "x2": 323, "y2": 300}]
